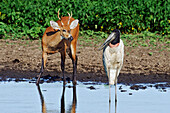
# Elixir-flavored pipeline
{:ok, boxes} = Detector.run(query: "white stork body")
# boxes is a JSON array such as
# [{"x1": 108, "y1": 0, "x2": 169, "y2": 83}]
[{"x1": 103, "y1": 39, "x2": 124, "y2": 85}]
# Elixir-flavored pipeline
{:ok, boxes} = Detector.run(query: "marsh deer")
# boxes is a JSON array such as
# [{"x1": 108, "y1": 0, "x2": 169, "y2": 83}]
[{"x1": 36, "y1": 9, "x2": 79, "y2": 85}]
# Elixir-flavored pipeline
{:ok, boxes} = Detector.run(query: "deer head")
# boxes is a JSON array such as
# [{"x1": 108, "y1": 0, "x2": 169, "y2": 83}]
[{"x1": 50, "y1": 9, "x2": 79, "y2": 42}]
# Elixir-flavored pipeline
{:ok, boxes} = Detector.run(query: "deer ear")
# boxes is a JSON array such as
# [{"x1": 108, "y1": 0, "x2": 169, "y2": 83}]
[
  {"x1": 70, "y1": 19, "x2": 79, "y2": 29},
  {"x1": 50, "y1": 21, "x2": 60, "y2": 29}
]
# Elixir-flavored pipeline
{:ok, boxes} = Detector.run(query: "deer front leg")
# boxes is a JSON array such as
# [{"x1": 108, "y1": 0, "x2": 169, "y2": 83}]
[
  {"x1": 68, "y1": 43, "x2": 78, "y2": 85},
  {"x1": 60, "y1": 51, "x2": 66, "y2": 85}
]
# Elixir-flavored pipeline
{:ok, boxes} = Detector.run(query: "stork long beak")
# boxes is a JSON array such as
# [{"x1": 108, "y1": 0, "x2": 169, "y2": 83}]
[{"x1": 98, "y1": 32, "x2": 116, "y2": 51}]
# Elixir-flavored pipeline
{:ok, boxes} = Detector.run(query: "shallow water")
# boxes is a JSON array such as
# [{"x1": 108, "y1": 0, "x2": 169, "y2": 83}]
[{"x1": 0, "y1": 81, "x2": 169, "y2": 113}]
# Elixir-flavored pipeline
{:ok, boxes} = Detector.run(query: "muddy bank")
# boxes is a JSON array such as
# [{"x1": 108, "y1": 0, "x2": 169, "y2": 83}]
[{"x1": 0, "y1": 39, "x2": 169, "y2": 83}]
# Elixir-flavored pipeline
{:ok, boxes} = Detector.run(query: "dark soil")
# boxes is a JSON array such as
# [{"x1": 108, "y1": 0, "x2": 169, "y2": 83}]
[{"x1": 0, "y1": 38, "x2": 169, "y2": 84}]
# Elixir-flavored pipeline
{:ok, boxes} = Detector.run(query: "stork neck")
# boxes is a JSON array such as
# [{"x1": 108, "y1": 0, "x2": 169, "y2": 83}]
[{"x1": 109, "y1": 43, "x2": 119, "y2": 48}]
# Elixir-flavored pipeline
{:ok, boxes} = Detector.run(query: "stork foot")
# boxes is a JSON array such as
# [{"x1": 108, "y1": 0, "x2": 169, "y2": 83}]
[{"x1": 115, "y1": 98, "x2": 117, "y2": 103}]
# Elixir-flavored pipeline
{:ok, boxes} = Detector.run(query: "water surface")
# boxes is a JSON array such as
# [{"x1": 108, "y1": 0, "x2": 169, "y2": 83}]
[{"x1": 0, "y1": 81, "x2": 169, "y2": 113}]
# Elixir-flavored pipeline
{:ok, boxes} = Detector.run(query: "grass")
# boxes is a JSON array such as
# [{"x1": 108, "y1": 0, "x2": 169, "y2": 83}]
[
  {"x1": 79, "y1": 30, "x2": 170, "y2": 51},
  {"x1": 6, "y1": 42, "x2": 16, "y2": 45},
  {"x1": 148, "y1": 52, "x2": 153, "y2": 56},
  {"x1": 1, "y1": 29, "x2": 169, "y2": 51}
]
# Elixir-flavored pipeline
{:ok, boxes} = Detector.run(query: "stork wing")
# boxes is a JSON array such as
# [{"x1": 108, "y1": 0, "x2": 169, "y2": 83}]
[{"x1": 98, "y1": 32, "x2": 116, "y2": 50}]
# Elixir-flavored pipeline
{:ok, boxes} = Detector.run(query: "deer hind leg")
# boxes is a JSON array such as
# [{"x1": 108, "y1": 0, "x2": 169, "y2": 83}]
[
  {"x1": 60, "y1": 51, "x2": 66, "y2": 85},
  {"x1": 68, "y1": 43, "x2": 78, "y2": 85},
  {"x1": 37, "y1": 52, "x2": 47, "y2": 85}
]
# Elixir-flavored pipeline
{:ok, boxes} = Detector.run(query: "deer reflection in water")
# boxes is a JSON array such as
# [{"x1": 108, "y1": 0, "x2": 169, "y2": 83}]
[
  {"x1": 61, "y1": 85, "x2": 77, "y2": 113},
  {"x1": 36, "y1": 84, "x2": 77, "y2": 113},
  {"x1": 36, "y1": 84, "x2": 47, "y2": 113}
]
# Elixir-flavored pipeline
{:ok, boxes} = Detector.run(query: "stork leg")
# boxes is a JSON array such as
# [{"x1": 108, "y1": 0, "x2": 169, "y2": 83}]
[
  {"x1": 114, "y1": 68, "x2": 118, "y2": 113},
  {"x1": 108, "y1": 68, "x2": 111, "y2": 113},
  {"x1": 109, "y1": 84, "x2": 111, "y2": 103},
  {"x1": 108, "y1": 68, "x2": 111, "y2": 103},
  {"x1": 37, "y1": 52, "x2": 47, "y2": 85},
  {"x1": 109, "y1": 96, "x2": 111, "y2": 113},
  {"x1": 115, "y1": 80, "x2": 117, "y2": 113},
  {"x1": 115, "y1": 79, "x2": 117, "y2": 103},
  {"x1": 115, "y1": 67, "x2": 119, "y2": 103}
]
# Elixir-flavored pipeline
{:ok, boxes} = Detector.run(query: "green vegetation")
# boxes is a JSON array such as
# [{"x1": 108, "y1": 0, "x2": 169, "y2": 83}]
[
  {"x1": 0, "y1": 0, "x2": 170, "y2": 42},
  {"x1": 148, "y1": 52, "x2": 153, "y2": 56},
  {"x1": 79, "y1": 30, "x2": 169, "y2": 49}
]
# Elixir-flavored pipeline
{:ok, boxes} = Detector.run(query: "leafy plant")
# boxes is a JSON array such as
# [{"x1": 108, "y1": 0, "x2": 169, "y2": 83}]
[
  {"x1": 0, "y1": 0, "x2": 170, "y2": 39},
  {"x1": 148, "y1": 52, "x2": 153, "y2": 56}
]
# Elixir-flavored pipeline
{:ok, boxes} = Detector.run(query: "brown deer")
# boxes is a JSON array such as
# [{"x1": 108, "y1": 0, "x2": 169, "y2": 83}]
[{"x1": 36, "y1": 9, "x2": 79, "y2": 85}]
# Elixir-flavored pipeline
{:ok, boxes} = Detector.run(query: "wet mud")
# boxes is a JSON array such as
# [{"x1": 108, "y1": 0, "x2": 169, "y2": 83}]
[{"x1": 0, "y1": 39, "x2": 169, "y2": 84}]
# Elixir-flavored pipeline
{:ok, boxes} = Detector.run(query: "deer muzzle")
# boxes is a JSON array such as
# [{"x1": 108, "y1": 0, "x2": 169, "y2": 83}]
[{"x1": 68, "y1": 36, "x2": 73, "y2": 42}]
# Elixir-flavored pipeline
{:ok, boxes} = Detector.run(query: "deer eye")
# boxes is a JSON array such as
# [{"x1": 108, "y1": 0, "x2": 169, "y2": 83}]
[{"x1": 62, "y1": 30, "x2": 66, "y2": 32}]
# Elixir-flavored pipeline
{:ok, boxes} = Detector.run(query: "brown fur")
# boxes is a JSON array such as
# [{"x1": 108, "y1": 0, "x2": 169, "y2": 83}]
[{"x1": 37, "y1": 16, "x2": 79, "y2": 85}]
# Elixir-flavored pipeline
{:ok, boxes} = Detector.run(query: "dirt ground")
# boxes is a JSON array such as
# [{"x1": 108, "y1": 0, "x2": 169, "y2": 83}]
[{"x1": 0, "y1": 38, "x2": 169, "y2": 84}]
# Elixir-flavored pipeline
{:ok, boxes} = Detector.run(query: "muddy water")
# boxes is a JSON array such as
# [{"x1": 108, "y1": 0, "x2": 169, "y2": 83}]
[{"x1": 0, "y1": 81, "x2": 169, "y2": 113}]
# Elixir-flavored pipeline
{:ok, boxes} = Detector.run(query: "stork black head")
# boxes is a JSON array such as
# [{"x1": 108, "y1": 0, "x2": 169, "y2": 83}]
[
  {"x1": 98, "y1": 29, "x2": 121, "y2": 50},
  {"x1": 110, "y1": 29, "x2": 120, "y2": 45}
]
